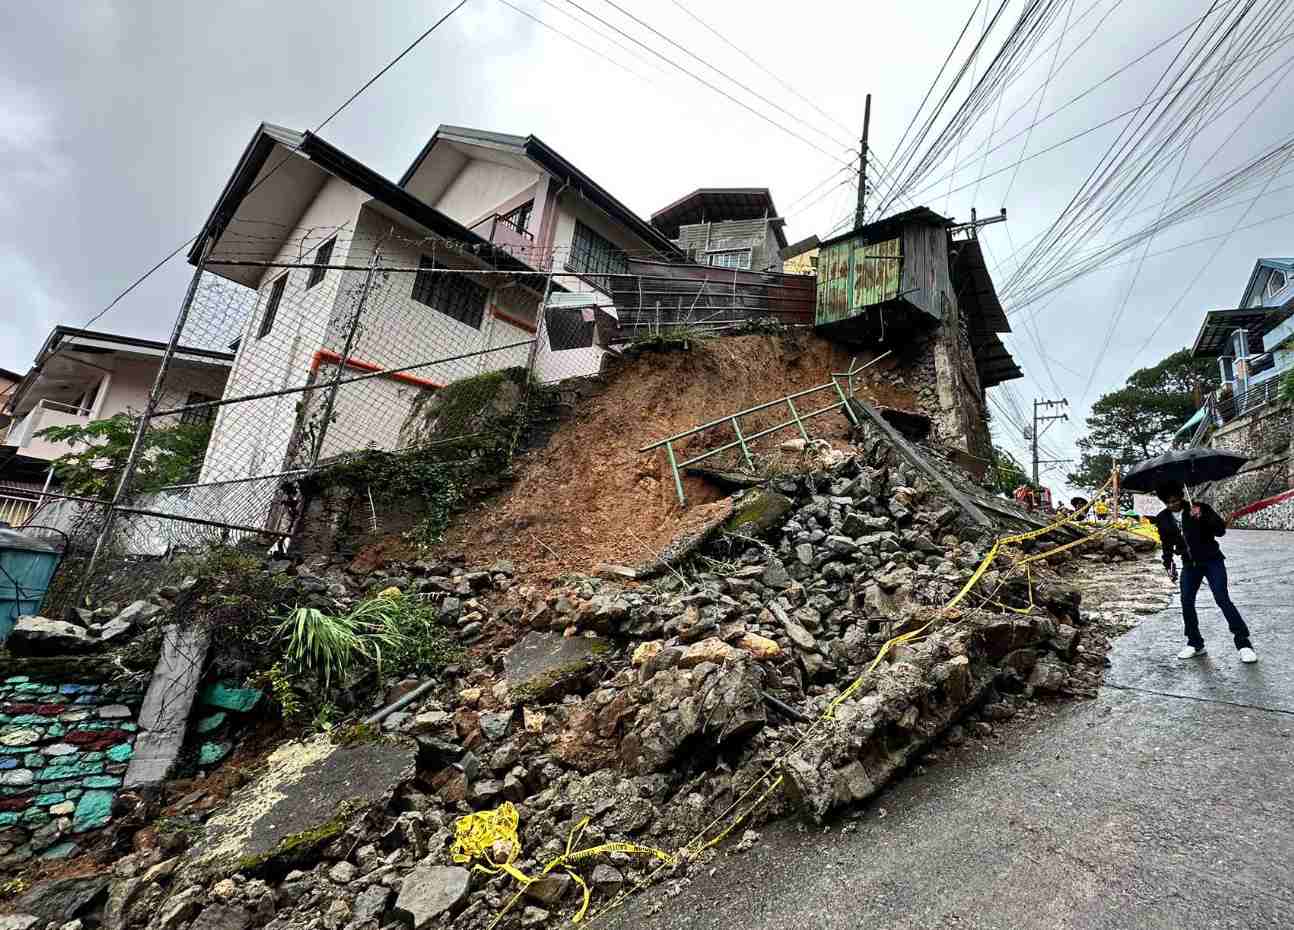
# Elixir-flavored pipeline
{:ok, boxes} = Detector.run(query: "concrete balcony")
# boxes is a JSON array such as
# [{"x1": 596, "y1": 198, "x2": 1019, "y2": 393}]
[
  {"x1": 4, "y1": 400, "x2": 92, "y2": 461},
  {"x1": 470, "y1": 214, "x2": 536, "y2": 260}
]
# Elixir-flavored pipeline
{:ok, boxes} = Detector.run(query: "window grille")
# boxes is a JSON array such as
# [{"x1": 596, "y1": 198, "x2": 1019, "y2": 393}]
[
  {"x1": 411, "y1": 256, "x2": 487, "y2": 329},
  {"x1": 256, "y1": 275, "x2": 287, "y2": 339},
  {"x1": 569, "y1": 220, "x2": 627, "y2": 293},
  {"x1": 306, "y1": 237, "x2": 335, "y2": 290}
]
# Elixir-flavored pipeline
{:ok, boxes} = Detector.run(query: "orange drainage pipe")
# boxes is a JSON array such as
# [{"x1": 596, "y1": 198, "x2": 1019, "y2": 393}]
[{"x1": 310, "y1": 350, "x2": 444, "y2": 390}]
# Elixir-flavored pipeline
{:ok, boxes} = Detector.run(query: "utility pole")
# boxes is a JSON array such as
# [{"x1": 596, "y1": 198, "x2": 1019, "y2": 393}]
[
  {"x1": 1031, "y1": 398, "x2": 1070, "y2": 486},
  {"x1": 853, "y1": 93, "x2": 871, "y2": 231}
]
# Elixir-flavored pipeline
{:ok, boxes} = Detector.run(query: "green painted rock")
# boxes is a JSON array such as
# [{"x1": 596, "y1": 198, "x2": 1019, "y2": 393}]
[
  {"x1": 0, "y1": 812, "x2": 16, "y2": 826},
  {"x1": 5, "y1": 676, "x2": 30, "y2": 684},
  {"x1": 21, "y1": 808, "x2": 50, "y2": 826},
  {"x1": 196, "y1": 712, "x2": 227, "y2": 734},
  {"x1": 72, "y1": 790, "x2": 114, "y2": 833},
  {"x1": 198, "y1": 742, "x2": 231, "y2": 766},
  {"x1": 39, "y1": 761, "x2": 103, "y2": 781},
  {"x1": 82, "y1": 775, "x2": 122, "y2": 789},
  {"x1": 200, "y1": 683, "x2": 263, "y2": 713},
  {"x1": 0, "y1": 728, "x2": 42, "y2": 746},
  {"x1": 40, "y1": 840, "x2": 79, "y2": 860},
  {"x1": 106, "y1": 743, "x2": 133, "y2": 763},
  {"x1": 33, "y1": 792, "x2": 64, "y2": 806}
]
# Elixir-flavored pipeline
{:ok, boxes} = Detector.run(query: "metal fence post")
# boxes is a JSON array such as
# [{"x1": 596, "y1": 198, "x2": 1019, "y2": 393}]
[
  {"x1": 308, "y1": 251, "x2": 380, "y2": 470},
  {"x1": 78, "y1": 240, "x2": 212, "y2": 604}
]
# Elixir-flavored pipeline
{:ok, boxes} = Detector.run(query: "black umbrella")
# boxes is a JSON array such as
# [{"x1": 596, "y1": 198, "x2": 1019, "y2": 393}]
[{"x1": 1121, "y1": 447, "x2": 1249, "y2": 494}]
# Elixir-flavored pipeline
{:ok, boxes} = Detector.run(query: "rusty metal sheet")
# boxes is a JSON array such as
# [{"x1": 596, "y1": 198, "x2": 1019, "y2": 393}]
[
  {"x1": 815, "y1": 234, "x2": 901, "y2": 326},
  {"x1": 853, "y1": 236, "x2": 901, "y2": 309},
  {"x1": 815, "y1": 239, "x2": 853, "y2": 325}
]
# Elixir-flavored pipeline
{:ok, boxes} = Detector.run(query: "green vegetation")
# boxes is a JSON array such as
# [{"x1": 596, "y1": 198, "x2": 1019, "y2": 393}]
[
  {"x1": 36, "y1": 412, "x2": 213, "y2": 498},
  {"x1": 986, "y1": 445, "x2": 1031, "y2": 496},
  {"x1": 626, "y1": 323, "x2": 716, "y2": 353},
  {"x1": 1067, "y1": 348, "x2": 1219, "y2": 491},
  {"x1": 275, "y1": 592, "x2": 462, "y2": 696},
  {"x1": 1281, "y1": 366, "x2": 1294, "y2": 405}
]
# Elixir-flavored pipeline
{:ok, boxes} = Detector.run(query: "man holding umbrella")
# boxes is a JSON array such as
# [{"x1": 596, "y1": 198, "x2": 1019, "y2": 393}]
[
  {"x1": 1122, "y1": 447, "x2": 1258, "y2": 665},
  {"x1": 1153, "y1": 479, "x2": 1258, "y2": 664}
]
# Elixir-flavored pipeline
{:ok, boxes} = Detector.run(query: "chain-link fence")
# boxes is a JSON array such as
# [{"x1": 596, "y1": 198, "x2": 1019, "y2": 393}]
[{"x1": 30, "y1": 231, "x2": 628, "y2": 608}]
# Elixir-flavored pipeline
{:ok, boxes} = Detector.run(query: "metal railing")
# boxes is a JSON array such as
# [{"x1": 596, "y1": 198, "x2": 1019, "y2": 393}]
[{"x1": 640, "y1": 353, "x2": 892, "y2": 505}]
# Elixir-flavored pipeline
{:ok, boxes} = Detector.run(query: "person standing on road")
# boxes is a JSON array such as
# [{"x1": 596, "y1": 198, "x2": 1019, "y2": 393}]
[{"x1": 1153, "y1": 479, "x2": 1258, "y2": 664}]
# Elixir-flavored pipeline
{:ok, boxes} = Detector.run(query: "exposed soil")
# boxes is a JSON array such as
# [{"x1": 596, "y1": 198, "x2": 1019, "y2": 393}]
[{"x1": 434, "y1": 331, "x2": 910, "y2": 579}]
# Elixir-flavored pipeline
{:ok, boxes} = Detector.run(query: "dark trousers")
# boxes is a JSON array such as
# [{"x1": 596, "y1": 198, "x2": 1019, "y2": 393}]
[{"x1": 1180, "y1": 558, "x2": 1252, "y2": 650}]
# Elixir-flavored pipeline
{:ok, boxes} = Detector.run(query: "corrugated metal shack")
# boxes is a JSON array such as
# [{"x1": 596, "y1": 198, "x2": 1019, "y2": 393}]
[{"x1": 814, "y1": 206, "x2": 954, "y2": 342}]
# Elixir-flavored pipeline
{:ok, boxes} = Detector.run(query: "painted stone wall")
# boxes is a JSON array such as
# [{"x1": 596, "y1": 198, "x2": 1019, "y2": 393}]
[
  {"x1": 1206, "y1": 400, "x2": 1293, "y2": 528},
  {"x1": 0, "y1": 674, "x2": 142, "y2": 871}
]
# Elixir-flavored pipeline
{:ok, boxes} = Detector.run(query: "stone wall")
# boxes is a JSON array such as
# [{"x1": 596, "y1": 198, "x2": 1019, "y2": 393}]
[
  {"x1": 0, "y1": 672, "x2": 143, "y2": 871},
  {"x1": 902, "y1": 302, "x2": 991, "y2": 463},
  {"x1": 1206, "y1": 400, "x2": 1292, "y2": 526}
]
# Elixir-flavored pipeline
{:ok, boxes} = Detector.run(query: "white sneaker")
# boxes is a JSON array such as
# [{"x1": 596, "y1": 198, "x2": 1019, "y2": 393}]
[
  {"x1": 1238, "y1": 647, "x2": 1258, "y2": 664},
  {"x1": 1177, "y1": 646, "x2": 1207, "y2": 660}
]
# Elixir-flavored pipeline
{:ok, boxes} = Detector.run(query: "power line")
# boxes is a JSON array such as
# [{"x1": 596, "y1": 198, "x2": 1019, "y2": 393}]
[
  {"x1": 82, "y1": 0, "x2": 472, "y2": 331},
  {"x1": 553, "y1": 0, "x2": 856, "y2": 169}
]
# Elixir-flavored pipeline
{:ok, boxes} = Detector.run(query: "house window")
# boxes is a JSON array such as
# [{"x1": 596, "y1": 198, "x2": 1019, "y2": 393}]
[
  {"x1": 501, "y1": 201, "x2": 532, "y2": 235},
  {"x1": 707, "y1": 249, "x2": 752, "y2": 270},
  {"x1": 306, "y1": 237, "x2": 336, "y2": 290},
  {"x1": 180, "y1": 392, "x2": 217, "y2": 426},
  {"x1": 1266, "y1": 270, "x2": 1287, "y2": 299},
  {"x1": 545, "y1": 307, "x2": 595, "y2": 351},
  {"x1": 569, "y1": 220, "x2": 627, "y2": 293},
  {"x1": 411, "y1": 256, "x2": 487, "y2": 329},
  {"x1": 257, "y1": 275, "x2": 287, "y2": 339}
]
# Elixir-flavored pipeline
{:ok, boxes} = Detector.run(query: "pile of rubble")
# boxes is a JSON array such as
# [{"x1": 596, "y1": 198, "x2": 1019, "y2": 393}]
[{"x1": 0, "y1": 440, "x2": 1155, "y2": 930}]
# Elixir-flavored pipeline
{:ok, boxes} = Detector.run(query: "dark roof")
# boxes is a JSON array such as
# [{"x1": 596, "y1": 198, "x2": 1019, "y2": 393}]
[
  {"x1": 950, "y1": 238, "x2": 1020, "y2": 388},
  {"x1": 1191, "y1": 305, "x2": 1294, "y2": 357},
  {"x1": 0, "y1": 368, "x2": 23, "y2": 383},
  {"x1": 33, "y1": 326, "x2": 234, "y2": 365},
  {"x1": 650, "y1": 188, "x2": 787, "y2": 248},
  {"x1": 188, "y1": 124, "x2": 549, "y2": 281},
  {"x1": 401, "y1": 126, "x2": 684, "y2": 260},
  {"x1": 781, "y1": 234, "x2": 820, "y2": 261},
  {"x1": 818, "y1": 205, "x2": 951, "y2": 250}
]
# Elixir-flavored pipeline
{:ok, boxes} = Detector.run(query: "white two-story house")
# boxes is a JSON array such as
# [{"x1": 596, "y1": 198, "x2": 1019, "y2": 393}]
[{"x1": 189, "y1": 122, "x2": 683, "y2": 502}]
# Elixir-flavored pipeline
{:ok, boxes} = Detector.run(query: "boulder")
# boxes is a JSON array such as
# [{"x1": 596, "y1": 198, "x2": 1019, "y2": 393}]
[
  {"x1": 394, "y1": 866, "x2": 471, "y2": 928},
  {"x1": 9, "y1": 617, "x2": 94, "y2": 653},
  {"x1": 735, "y1": 632, "x2": 781, "y2": 661},
  {"x1": 724, "y1": 490, "x2": 794, "y2": 537},
  {"x1": 12, "y1": 877, "x2": 110, "y2": 924}
]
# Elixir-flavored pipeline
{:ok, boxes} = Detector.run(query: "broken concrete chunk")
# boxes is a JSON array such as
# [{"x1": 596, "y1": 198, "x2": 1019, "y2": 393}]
[
  {"x1": 182, "y1": 733, "x2": 416, "y2": 880},
  {"x1": 503, "y1": 632, "x2": 609, "y2": 704},
  {"x1": 394, "y1": 865, "x2": 470, "y2": 928}
]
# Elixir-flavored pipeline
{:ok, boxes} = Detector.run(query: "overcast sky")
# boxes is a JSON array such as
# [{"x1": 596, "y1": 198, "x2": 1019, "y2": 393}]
[{"x1": 4, "y1": 0, "x2": 1291, "y2": 493}]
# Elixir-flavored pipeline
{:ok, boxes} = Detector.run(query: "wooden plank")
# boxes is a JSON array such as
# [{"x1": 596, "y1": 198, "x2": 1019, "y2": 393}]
[
  {"x1": 124, "y1": 624, "x2": 211, "y2": 790},
  {"x1": 846, "y1": 397, "x2": 994, "y2": 528}
]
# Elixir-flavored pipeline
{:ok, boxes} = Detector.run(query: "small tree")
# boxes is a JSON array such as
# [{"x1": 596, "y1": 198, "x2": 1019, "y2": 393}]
[
  {"x1": 986, "y1": 445, "x2": 1030, "y2": 496},
  {"x1": 36, "y1": 413, "x2": 213, "y2": 499}
]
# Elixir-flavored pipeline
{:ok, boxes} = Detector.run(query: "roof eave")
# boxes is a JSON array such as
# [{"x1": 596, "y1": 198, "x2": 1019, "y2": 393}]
[{"x1": 522, "y1": 135, "x2": 684, "y2": 260}]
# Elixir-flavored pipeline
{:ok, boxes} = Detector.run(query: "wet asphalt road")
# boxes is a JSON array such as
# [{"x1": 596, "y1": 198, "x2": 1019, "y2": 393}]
[{"x1": 601, "y1": 529, "x2": 1294, "y2": 930}]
